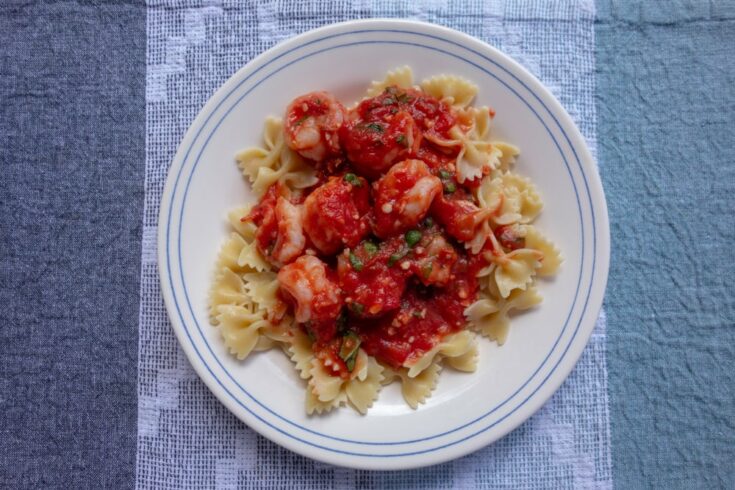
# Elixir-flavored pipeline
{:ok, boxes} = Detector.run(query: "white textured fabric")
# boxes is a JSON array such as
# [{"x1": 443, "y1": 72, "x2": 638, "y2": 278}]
[{"x1": 137, "y1": 1, "x2": 611, "y2": 487}]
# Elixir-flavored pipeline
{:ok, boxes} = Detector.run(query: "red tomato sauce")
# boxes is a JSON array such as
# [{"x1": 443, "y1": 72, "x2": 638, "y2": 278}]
[
  {"x1": 340, "y1": 86, "x2": 459, "y2": 178},
  {"x1": 303, "y1": 174, "x2": 371, "y2": 255},
  {"x1": 262, "y1": 86, "x2": 495, "y2": 373},
  {"x1": 245, "y1": 184, "x2": 279, "y2": 256},
  {"x1": 353, "y1": 256, "x2": 479, "y2": 369}
]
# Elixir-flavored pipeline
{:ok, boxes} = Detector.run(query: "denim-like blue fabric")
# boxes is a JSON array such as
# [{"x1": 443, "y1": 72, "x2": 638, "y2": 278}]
[
  {"x1": 596, "y1": 0, "x2": 735, "y2": 487},
  {"x1": 0, "y1": 1, "x2": 145, "y2": 488}
]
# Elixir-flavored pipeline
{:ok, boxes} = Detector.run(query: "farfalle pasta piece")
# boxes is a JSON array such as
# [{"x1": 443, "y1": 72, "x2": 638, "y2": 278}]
[
  {"x1": 305, "y1": 389, "x2": 346, "y2": 415},
  {"x1": 405, "y1": 331, "x2": 478, "y2": 378},
  {"x1": 444, "y1": 341, "x2": 479, "y2": 372},
  {"x1": 236, "y1": 117, "x2": 318, "y2": 198},
  {"x1": 242, "y1": 271, "x2": 279, "y2": 310},
  {"x1": 237, "y1": 239, "x2": 270, "y2": 272},
  {"x1": 227, "y1": 206, "x2": 257, "y2": 241},
  {"x1": 253, "y1": 335, "x2": 278, "y2": 352},
  {"x1": 365, "y1": 66, "x2": 414, "y2": 97},
  {"x1": 464, "y1": 286, "x2": 542, "y2": 344},
  {"x1": 215, "y1": 231, "x2": 269, "y2": 274},
  {"x1": 308, "y1": 357, "x2": 346, "y2": 402},
  {"x1": 383, "y1": 362, "x2": 442, "y2": 409},
  {"x1": 286, "y1": 328, "x2": 314, "y2": 380},
  {"x1": 208, "y1": 267, "x2": 249, "y2": 324},
  {"x1": 215, "y1": 233, "x2": 250, "y2": 273},
  {"x1": 476, "y1": 173, "x2": 543, "y2": 226},
  {"x1": 492, "y1": 247, "x2": 543, "y2": 299},
  {"x1": 523, "y1": 225, "x2": 562, "y2": 276},
  {"x1": 344, "y1": 355, "x2": 384, "y2": 414},
  {"x1": 492, "y1": 141, "x2": 521, "y2": 173},
  {"x1": 450, "y1": 107, "x2": 502, "y2": 183},
  {"x1": 465, "y1": 220, "x2": 492, "y2": 255},
  {"x1": 420, "y1": 74, "x2": 478, "y2": 108},
  {"x1": 502, "y1": 173, "x2": 543, "y2": 223},
  {"x1": 305, "y1": 350, "x2": 384, "y2": 415},
  {"x1": 215, "y1": 304, "x2": 270, "y2": 360},
  {"x1": 261, "y1": 316, "x2": 294, "y2": 344}
]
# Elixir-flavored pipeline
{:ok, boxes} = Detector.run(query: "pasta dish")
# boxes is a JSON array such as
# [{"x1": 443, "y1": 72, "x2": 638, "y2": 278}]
[{"x1": 208, "y1": 67, "x2": 561, "y2": 414}]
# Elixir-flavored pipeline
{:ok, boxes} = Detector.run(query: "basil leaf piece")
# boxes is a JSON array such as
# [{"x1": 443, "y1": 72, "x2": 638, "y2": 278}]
[
  {"x1": 339, "y1": 331, "x2": 361, "y2": 372},
  {"x1": 363, "y1": 241, "x2": 378, "y2": 256},
  {"x1": 405, "y1": 229, "x2": 422, "y2": 247},
  {"x1": 349, "y1": 252, "x2": 363, "y2": 271},
  {"x1": 343, "y1": 173, "x2": 362, "y2": 187}
]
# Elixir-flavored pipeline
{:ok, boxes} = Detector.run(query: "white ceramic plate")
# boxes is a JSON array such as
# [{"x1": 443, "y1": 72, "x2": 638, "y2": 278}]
[{"x1": 158, "y1": 19, "x2": 609, "y2": 470}]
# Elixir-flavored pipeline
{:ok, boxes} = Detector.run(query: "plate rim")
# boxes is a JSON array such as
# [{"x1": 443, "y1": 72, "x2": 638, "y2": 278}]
[{"x1": 157, "y1": 18, "x2": 610, "y2": 470}]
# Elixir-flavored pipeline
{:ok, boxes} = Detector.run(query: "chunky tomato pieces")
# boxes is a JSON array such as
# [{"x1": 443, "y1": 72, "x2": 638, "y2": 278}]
[
  {"x1": 431, "y1": 187, "x2": 488, "y2": 242},
  {"x1": 337, "y1": 237, "x2": 409, "y2": 318},
  {"x1": 277, "y1": 255, "x2": 343, "y2": 343},
  {"x1": 303, "y1": 174, "x2": 371, "y2": 255},
  {"x1": 340, "y1": 86, "x2": 459, "y2": 178},
  {"x1": 494, "y1": 224, "x2": 526, "y2": 251},
  {"x1": 267, "y1": 88, "x2": 497, "y2": 371},
  {"x1": 340, "y1": 111, "x2": 419, "y2": 178}
]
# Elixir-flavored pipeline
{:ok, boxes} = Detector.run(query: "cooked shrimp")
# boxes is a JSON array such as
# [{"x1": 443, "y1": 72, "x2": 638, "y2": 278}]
[
  {"x1": 271, "y1": 197, "x2": 306, "y2": 265},
  {"x1": 372, "y1": 159, "x2": 442, "y2": 238},
  {"x1": 284, "y1": 91, "x2": 345, "y2": 162},
  {"x1": 303, "y1": 175, "x2": 371, "y2": 255},
  {"x1": 245, "y1": 184, "x2": 305, "y2": 267},
  {"x1": 431, "y1": 190, "x2": 492, "y2": 242},
  {"x1": 277, "y1": 255, "x2": 344, "y2": 342},
  {"x1": 412, "y1": 233, "x2": 458, "y2": 286}
]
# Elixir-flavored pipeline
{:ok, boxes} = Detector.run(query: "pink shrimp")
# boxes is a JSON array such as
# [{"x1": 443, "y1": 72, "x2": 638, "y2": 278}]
[
  {"x1": 270, "y1": 197, "x2": 306, "y2": 266},
  {"x1": 277, "y1": 255, "x2": 343, "y2": 342},
  {"x1": 284, "y1": 91, "x2": 345, "y2": 162},
  {"x1": 372, "y1": 159, "x2": 442, "y2": 238}
]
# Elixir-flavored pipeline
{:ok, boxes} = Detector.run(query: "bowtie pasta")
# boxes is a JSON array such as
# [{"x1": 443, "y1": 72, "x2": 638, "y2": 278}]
[{"x1": 209, "y1": 67, "x2": 562, "y2": 414}]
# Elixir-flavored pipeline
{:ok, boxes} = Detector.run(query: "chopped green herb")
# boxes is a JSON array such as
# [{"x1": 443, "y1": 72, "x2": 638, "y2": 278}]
[
  {"x1": 387, "y1": 253, "x2": 402, "y2": 267},
  {"x1": 421, "y1": 262, "x2": 434, "y2": 279},
  {"x1": 396, "y1": 134, "x2": 408, "y2": 147},
  {"x1": 294, "y1": 114, "x2": 310, "y2": 126},
  {"x1": 339, "y1": 331, "x2": 361, "y2": 372},
  {"x1": 386, "y1": 86, "x2": 398, "y2": 95},
  {"x1": 314, "y1": 98, "x2": 322, "y2": 105},
  {"x1": 349, "y1": 252, "x2": 364, "y2": 272},
  {"x1": 439, "y1": 169, "x2": 453, "y2": 179},
  {"x1": 397, "y1": 92, "x2": 413, "y2": 103},
  {"x1": 412, "y1": 309, "x2": 424, "y2": 318},
  {"x1": 349, "y1": 302, "x2": 364, "y2": 315},
  {"x1": 390, "y1": 107, "x2": 398, "y2": 115},
  {"x1": 444, "y1": 182, "x2": 456, "y2": 193},
  {"x1": 423, "y1": 216, "x2": 434, "y2": 228},
  {"x1": 382, "y1": 97, "x2": 396, "y2": 106},
  {"x1": 405, "y1": 230, "x2": 422, "y2": 247},
  {"x1": 366, "y1": 122, "x2": 384, "y2": 133},
  {"x1": 345, "y1": 356, "x2": 357, "y2": 372},
  {"x1": 363, "y1": 241, "x2": 378, "y2": 256},
  {"x1": 343, "y1": 173, "x2": 362, "y2": 187}
]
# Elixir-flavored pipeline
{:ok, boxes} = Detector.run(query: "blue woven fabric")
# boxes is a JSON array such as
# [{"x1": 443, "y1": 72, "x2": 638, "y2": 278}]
[
  {"x1": 596, "y1": 0, "x2": 735, "y2": 487},
  {"x1": 137, "y1": 1, "x2": 612, "y2": 488},
  {"x1": 0, "y1": 0, "x2": 145, "y2": 487}
]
